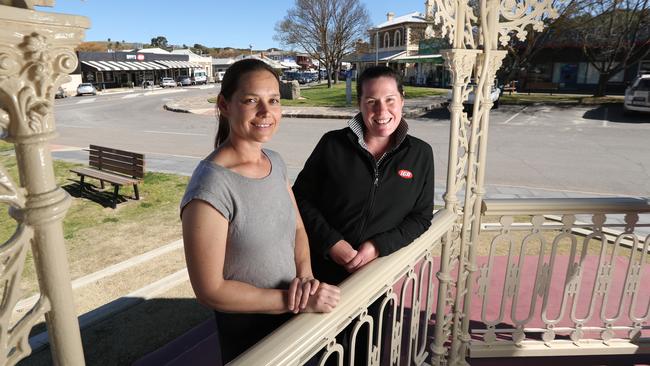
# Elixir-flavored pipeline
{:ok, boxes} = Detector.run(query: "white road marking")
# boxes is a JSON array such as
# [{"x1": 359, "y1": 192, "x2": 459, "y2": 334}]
[
  {"x1": 122, "y1": 93, "x2": 140, "y2": 98},
  {"x1": 76, "y1": 98, "x2": 96, "y2": 104},
  {"x1": 502, "y1": 106, "x2": 527, "y2": 124},
  {"x1": 143, "y1": 130, "x2": 205, "y2": 136},
  {"x1": 144, "y1": 89, "x2": 187, "y2": 96}
]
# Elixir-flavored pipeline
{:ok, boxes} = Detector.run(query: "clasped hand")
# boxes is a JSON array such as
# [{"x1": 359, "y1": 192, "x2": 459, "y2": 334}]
[
  {"x1": 329, "y1": 239, "x2": 378, "y2": 273},
  {"x1": 288, "y1": 277, "x2": 340, "y2": 314}
]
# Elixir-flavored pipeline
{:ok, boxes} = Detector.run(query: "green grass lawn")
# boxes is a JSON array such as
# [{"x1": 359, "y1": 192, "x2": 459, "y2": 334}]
[
  {"x1": 281, "y1": 82, "x2": 447, "y2": 107},
  {"x1": 500, "y1": 93, "x2": 624, "y2": 105},
  {"x1": 0, "y1": 153, "x2": 188, "y2": 295},
  {"x1": 208, "y1": 82, "x2": 448, "y2": 108}
]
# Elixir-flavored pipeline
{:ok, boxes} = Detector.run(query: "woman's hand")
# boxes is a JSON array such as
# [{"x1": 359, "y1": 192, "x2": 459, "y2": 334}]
[
  {"x1": 288, "y1": 277, "x2": 320, "y2": 314},
  {"x1": 329, "y1": 240, "x2": 358, "y2": 267},
  {"x1": 303, "y1": 283, "x2": 341, "y2": 313},
  {"x1": 345, "y1": 241, "x2": 378, "y2": 273}
]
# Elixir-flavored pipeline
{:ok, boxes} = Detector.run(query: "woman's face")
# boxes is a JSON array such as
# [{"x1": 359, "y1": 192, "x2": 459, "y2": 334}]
[
  {"x1": 219, "y1": 70, "x2": 281, "y2": 144},
  {"x1": 359, "y1": 76, "x2": 404, "y2": 140}
]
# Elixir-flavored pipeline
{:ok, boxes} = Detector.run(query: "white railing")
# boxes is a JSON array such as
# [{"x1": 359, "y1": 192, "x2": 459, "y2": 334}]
[
  {"x1": 471, "y1": 197, "x2": 650, "y2": 357},
  {"x1": 230, "y1": 209, "x2": 456, "y2": 366}
]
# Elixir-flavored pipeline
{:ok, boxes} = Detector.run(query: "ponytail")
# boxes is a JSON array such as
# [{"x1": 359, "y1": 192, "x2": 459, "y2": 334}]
[{"x1": 215, "y1": 104, "x2": 230, "y2": 148}]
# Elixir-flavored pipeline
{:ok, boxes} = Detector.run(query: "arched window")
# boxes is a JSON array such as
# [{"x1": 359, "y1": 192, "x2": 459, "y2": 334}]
[
  {"x1": 384, "y1": 32, "x2": 390, "y2": 48},
  {"x1": 394, "y1": 30, "x2": 401, "y2": 47}
]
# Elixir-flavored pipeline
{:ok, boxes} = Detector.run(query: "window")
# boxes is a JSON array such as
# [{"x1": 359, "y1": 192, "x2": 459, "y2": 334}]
[
  {"x1": 384, "y1": 33, "x2": 390, "y2": 48},
  {"x1": 394, "y1": 30, "x2": 401, "y2": 47}
]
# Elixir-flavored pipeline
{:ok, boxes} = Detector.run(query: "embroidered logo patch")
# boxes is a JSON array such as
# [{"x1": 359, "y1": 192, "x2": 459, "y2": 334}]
[{"x1": 397, "y1": 169, "x2": 413, "y2": 179}]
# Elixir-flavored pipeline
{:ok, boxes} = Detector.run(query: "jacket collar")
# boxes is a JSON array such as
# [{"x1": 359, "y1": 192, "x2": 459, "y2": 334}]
[{"x1": 347, "y1": 112, "x2": 409, "y2": 153}]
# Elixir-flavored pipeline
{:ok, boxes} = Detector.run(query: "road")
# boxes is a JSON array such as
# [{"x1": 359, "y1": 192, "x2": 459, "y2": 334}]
[{"x1": 52, "y1": 88, "x2": 650, "y2": 197}]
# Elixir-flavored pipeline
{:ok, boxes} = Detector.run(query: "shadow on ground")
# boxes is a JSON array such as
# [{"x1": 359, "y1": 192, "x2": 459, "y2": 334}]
[
  {"x1": 18, "y1": 298, "x2": 212, "y2": 366},
  {"x1": 582, "y1": 104, "x2": 650, "y2": 124},
  {"x1": 62, "y1": 181, "x2": 136, "y2": 208}
]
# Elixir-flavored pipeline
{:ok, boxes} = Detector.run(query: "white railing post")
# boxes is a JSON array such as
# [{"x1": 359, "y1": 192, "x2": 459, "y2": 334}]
[
  {"x1": 0, "y1": 3, "x2": 89, "y2": 365},
  {"x1": 430, "y1": 0, "x2": 558, "y2": 364}
]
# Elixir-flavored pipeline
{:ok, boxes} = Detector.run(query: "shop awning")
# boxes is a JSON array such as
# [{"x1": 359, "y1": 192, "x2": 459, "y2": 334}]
[
  {"x1": 393, "y1": 54, "x2": 444, "y2": 64},
  {"x1": 81, "y1": 61, "x2": 168, "y2": 71},
  {"x1": 154, "y1": 60, "x2": 203, "y2": 69}
]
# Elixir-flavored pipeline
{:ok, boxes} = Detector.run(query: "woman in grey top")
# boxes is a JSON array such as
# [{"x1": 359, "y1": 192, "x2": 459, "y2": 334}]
[{"x1": 180, "y1": 59, "x2": 340, "y2": 363}]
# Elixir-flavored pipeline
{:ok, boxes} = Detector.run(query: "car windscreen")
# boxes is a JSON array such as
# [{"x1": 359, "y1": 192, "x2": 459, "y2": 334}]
[{"x1": 636, "y1": 79, "x2": 650, "y2": 91}]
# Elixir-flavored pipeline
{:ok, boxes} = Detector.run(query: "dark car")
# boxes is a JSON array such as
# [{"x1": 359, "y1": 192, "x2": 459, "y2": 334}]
[
  {"x1": 55, "y1": 86, "x2": 66, "y2": 99},
  {"x1": 177, "y1": 76, "x2": 192, "y2": 87}
]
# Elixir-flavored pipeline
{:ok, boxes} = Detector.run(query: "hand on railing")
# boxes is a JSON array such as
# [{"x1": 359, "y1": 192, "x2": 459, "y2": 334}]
[
  {"x1": 287, "y1": 277, "x2": 340, "y2": 314},
  {"x1": 329, "y1": 239, "x2": 358, "y2": 268},
  {"x1": 345, "y1": 241, "x2": 379, "y2": 273},
  {"x1": 288, "y1": 277, "x2": 320, "y2": 313}
]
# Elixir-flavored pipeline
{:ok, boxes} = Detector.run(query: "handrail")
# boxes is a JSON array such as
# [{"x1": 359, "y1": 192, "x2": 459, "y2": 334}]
[
  {"x1": 482, "y1": 197, "x2": 650, "y2": 216},
  {"x1": 230, "y1": 208, "x2": 457, "y2": 366}
]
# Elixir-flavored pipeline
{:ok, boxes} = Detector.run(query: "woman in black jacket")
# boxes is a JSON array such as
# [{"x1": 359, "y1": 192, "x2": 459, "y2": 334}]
[{"x1": 293, "y1": 66, "x2": 435, "y2": 285}]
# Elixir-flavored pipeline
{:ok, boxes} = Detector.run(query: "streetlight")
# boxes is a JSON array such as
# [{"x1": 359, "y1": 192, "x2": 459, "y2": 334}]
[{"x1": 249, "y1": 44, "x2": 253, "y2": 57}]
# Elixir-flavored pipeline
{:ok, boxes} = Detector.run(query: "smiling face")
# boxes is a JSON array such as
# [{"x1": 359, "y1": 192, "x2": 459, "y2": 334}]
[
  {"x1": 218, "y1": 70, "x2": 281, "y2": 145},
  {"x1": 359, "y1": 76, "x2": 404, "y2": 141}
]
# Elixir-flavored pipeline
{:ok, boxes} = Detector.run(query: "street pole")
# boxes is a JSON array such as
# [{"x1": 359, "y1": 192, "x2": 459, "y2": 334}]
[{"x1": 428, "y1": 0, "x2": 558, "y2": 364}]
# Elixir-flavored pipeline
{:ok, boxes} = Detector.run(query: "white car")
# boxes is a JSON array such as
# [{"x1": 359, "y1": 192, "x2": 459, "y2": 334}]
[
  {"x1": 623, "y1": 74, "x2": 650, "y2": 114},
  {"x1": 160, "y1": 77, "x2": 176, "y2": 88},
  {"x1": 446, "y1": 83, "x2": 501, "y2": 109},
  {"x1": 76, "y1": 83, "x2": 97, "y2": 96}
]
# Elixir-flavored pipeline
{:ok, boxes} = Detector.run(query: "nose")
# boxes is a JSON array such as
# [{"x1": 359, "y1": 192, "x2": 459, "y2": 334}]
[
  {"x1": 257, "y1": 100, "x2": 272, "y2": 116},
  {"x1": 373, "y1": 100, "x2": 387, "y2": 113}
]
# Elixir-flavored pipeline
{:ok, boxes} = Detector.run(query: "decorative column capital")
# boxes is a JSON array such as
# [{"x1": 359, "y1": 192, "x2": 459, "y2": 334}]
[
  {"x1": 440, "y1": 49, "x2": 481, "y2": 86},
  {"x1": 0, "y1": 5, "x2": 89, "y2": 142}
]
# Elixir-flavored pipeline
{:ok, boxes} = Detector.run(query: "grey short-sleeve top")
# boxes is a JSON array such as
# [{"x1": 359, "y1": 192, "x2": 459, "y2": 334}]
[{"x1": 180, "y1": 149, "x2": 296, "y2": 289}]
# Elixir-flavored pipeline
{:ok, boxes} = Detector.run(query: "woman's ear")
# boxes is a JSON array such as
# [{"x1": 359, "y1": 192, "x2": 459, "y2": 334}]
[{"x1": 217, "y1": 94, "x2": 228, "y2": 118}]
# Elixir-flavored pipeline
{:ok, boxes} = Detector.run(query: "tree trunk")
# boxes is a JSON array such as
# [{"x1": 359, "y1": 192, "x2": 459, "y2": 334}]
[
  {"x1": 594, "y1": 72, "x2": 610, "y2": 97},
  {"x1": 327, "y1": 66, "x2": 332, "y2": 88}
]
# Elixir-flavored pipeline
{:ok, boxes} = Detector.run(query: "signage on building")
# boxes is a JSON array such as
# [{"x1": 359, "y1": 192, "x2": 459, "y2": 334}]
[
  {"x1": 126, "y1": 54, "x2": 146, "y2": 61},
  {"x1": 418, "y1": 38, "x2": 450, "y2": 55}
]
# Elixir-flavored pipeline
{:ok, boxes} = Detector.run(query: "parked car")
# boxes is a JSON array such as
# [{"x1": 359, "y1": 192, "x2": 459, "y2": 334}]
[
  {"x1": 191, "y1": 70, "x2": 208, "y2": 85},
  {"x1": 215, "y1": 71, "x2": 226, "y2": 83},
  {"x1": 446, "y1": 82, "x2": 501, "y2": 109},
  {"x1": 623, "y1": 74, "x2": 650, "y2": 114},
  {"x1": 177, "y1": 76, "x2": 192, "y2": 87},
  {"x1": 55, "y1": 86, "x2": 66, "y2": 99},
  {"x1": 160, "y1": 77, "x2": 176, "y2": 88},
  {"x1": 76, "y1": 83, "x2": 97, "y2": 96}
]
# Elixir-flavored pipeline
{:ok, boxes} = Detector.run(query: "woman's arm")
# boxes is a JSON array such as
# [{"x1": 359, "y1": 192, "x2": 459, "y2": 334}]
[
  {"x1": 183, "y1": 199, "x2": 340, "y2": 314},
  {"x1": 182, "y1": 199, "x2": 289, "y2": 314},
  {"x1": 288, "y1": 183, "x2": 342, "y2": 313}
]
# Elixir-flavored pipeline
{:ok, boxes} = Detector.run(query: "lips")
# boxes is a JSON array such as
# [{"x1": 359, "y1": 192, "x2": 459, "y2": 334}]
[{"x1": 373, "y1": 117, "x2": 392, "y2": 125}]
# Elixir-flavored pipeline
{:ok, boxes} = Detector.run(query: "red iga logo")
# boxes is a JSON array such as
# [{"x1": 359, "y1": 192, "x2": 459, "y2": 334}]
[{"x1": 397, "y1": 169, "x2": 413, "y2": 179}]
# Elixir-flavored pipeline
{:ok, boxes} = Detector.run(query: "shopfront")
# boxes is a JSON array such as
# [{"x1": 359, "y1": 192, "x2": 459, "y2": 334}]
[{"x1": 78, "y1": 51, "x2": 202, "y2": 89}]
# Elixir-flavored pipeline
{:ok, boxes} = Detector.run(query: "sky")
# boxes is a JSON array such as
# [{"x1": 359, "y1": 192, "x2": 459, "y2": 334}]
[{"x1": 41, "y1": 0, "x2": 427, "y2": 50}]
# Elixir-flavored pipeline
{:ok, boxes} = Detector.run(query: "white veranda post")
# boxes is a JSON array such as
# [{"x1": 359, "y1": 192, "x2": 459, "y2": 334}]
[
  {"x1": 0, "y1": 1, "x2": 89, "y2": 365},
  {"x1": 427, "y1": 0, "x2": 558, "y2": 364}
]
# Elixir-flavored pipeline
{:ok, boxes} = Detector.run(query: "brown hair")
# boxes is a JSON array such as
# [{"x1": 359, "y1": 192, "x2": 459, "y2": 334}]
[
  {"x1": 215, "y1": 58, "x2": 280, "y2": 148},
  {"x1": 356, "y1": 66, "x2": 404, "y2": 104}
]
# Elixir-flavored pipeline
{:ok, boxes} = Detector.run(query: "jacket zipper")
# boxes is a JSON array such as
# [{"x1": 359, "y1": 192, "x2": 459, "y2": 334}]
[{"x1": 353, "y1": 158, "x2": 381, "y2": 246}]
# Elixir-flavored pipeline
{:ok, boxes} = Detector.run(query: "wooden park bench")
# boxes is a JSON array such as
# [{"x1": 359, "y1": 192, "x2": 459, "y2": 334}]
[
  {"x1": 70, "y1": 145, "x2": 145, "y2": 208},
  {"x1": 526, "y1": 81, "x2": 560, "y2": 95}
]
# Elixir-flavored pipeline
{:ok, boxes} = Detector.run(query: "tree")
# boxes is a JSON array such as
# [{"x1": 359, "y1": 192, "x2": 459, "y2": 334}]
[
  {"x1": 576, "y1": 0, "x2": 650, "y2": 96},
  {"x1": 275, "y1": 0, "x2": 370, "y2": 87},
  {"x1": 150, "y1": 36, "x2": 169, "y2": 49}
]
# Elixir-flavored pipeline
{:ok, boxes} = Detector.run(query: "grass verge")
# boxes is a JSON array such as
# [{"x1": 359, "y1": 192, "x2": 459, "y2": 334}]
[
  {"x1": 207, "y1": 82, "x2": 447, "y2": 107},
  {"x1": 0, "y1": 154, "x2": 188, "y2": 297},
  {"x1": 501, "y1": 93, "x2": 624, "y2": 105}
]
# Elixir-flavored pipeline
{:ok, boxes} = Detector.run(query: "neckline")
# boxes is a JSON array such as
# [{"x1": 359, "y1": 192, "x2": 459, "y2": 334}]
[{"x1": 203, "y1": 149, "x2": 273, "y2": 181}]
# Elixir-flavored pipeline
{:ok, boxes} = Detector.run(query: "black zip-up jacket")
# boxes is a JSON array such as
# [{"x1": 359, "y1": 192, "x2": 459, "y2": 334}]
[{"x1": 293, "y1": 125, "x2": 435, "y2": 284}]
